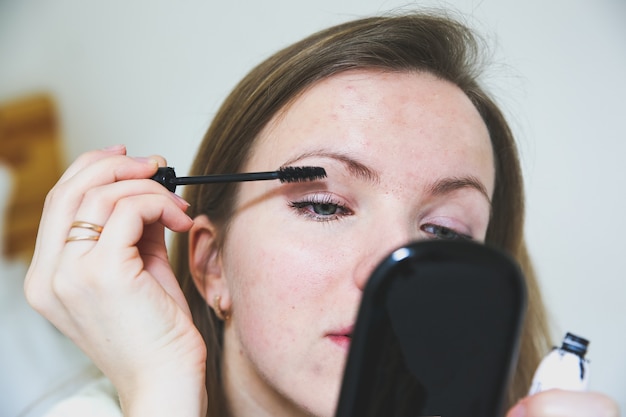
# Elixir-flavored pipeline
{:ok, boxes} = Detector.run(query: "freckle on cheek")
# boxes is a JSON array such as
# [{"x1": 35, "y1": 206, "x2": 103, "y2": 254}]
[{"x1": 312, "y1": 363, "x2": 323, "y2": 376}]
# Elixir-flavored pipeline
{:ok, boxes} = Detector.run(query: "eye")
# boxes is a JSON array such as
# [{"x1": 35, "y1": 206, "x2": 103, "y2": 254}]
[
  {"x1": 289, "y1": 195, "x2": 352, "y2": 221},
  {"x1": 421, "y1": 224, "x2": 472, "y2": 241}
]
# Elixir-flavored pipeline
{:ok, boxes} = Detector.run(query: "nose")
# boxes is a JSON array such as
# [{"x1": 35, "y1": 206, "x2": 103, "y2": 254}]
[{"x1": 352, "y1": 220, "x2": 413, "y2": 291}]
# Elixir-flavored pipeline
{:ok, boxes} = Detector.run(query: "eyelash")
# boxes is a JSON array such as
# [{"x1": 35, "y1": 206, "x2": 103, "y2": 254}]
[
  {"x1": 289, "y1": 196, "x2": 473, "y2": 240},
  {"x1": 288, "y1": 195, "x2": 352, "y2": 221},
  {"x1": 421, "y1": 224, "x2": 473, "y2": 241}
]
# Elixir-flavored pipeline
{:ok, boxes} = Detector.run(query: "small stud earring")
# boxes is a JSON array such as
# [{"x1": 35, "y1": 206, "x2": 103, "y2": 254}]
[{"x1": 213, "y1": 295, "x2": 230, "y2": 321}]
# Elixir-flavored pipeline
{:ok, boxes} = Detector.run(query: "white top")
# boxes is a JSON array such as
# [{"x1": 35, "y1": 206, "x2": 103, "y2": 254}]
[{"x1": 42, "y1": 375, "x2": 122, "y2": 417}]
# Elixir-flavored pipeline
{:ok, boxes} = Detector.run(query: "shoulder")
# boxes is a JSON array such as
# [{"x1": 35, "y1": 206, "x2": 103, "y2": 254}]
[{"x1": 42, "y1": 375, "x2": 122, "y2": 417}]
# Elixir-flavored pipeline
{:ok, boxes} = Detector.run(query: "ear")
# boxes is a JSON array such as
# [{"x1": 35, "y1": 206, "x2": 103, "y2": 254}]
[{"x1": 188, "y1": 214, "x2": 231, "y2": 314}]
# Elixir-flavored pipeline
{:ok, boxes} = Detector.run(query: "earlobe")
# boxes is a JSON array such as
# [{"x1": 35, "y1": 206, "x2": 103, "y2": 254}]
[{"x1": 188, "y1": 215, "x2": 231, "y2": 311}]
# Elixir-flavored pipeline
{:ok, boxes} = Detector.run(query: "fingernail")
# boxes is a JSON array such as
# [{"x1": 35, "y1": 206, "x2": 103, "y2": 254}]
[
  {"x1": 102, "y1": 144, "x2": 126, "y2": 152},
  {"x1": 171, "y1": 192, "x2": 191, "y2": 208},
  {"x1": 132, "y1": 157, "x2": 159, "y2": 166}
]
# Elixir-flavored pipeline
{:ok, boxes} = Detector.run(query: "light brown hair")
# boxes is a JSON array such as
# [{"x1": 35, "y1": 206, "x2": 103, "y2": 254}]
[{"x1": 170, "y1": 11, "x2": 551, "y2": 416}]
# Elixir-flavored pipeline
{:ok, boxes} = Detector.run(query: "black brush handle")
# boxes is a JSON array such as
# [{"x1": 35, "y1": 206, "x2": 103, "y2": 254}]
[
  {"x1": 151, "y1": 166, "x2": 325, "y2": 192},
  {"x1": 151, "y1": 167, "x2": 281, "y2": 192},
  {"x1": 152, "y1": 167, "x2": 178, "y2": 192}
]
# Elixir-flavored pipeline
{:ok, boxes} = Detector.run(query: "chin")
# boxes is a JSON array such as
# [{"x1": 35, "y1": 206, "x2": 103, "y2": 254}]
[{"x1": 304, "y1": 371, "x2": 343, "y2": 417}]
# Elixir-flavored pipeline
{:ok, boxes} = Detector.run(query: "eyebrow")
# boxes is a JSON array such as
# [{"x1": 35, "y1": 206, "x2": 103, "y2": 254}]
[
  {"x1": 281, "y1": 150, "x2": 381, "y2": 184},
  {"x1": 282, "y1": 150, "x2": 491, "y2": 205},
  {"x1": 427, "y1": 176, "x2": 492, "y2": 206}
]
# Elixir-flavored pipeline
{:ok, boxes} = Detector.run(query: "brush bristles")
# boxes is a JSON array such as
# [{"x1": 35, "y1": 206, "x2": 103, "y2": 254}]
[{"x1": 278, "y1": 166, "x2": 327, "y2": 183}]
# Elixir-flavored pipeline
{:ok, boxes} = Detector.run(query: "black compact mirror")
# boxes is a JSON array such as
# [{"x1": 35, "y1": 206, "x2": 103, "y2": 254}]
[{"x1": 335, "y1": 240, "x2": 527, "y2": 417}]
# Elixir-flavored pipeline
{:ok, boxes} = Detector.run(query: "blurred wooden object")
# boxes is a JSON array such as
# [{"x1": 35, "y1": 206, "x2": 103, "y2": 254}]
[{"x1": 0, "y1": 94, "x2": 64, "y2": 261}]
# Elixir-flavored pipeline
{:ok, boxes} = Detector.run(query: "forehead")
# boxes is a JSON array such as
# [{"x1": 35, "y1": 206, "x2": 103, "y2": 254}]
[{"x1": 248, "y1": 69, "x2": 494, "y2": 193}]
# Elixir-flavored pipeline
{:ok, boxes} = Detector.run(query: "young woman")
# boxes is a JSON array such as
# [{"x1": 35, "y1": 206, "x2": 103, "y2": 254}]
[{"x1": 25, "y1": 12, "x2": 619, "y2": 417}]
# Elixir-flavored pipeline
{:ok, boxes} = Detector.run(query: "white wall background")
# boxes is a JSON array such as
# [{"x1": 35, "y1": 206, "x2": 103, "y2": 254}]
[{"x1": 1, "y1": 0, "x2": 624, "y2": 413}]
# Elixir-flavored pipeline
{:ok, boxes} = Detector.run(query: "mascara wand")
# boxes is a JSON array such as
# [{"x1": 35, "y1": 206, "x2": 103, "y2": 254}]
[{"x1": 152, "y1": 166, "x2": 327, "y2": 192}]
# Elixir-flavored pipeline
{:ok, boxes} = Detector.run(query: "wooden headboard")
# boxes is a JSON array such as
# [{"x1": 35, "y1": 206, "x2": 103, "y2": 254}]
[{"x1": 0, "y1": 94, "x2": 65, "y2": 261}]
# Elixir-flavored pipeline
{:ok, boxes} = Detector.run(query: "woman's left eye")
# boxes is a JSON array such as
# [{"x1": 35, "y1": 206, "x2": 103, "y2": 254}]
[
  {"x1": 421, "y1": 224, "x2": 472, "y2": 241},
  {"x1": 289, "y1": 196, "x2": 351, "y2": 221}
]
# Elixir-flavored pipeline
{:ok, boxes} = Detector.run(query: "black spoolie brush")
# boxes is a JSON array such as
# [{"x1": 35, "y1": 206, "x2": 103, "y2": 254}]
[{"x1": 152, "y1": 166, "x2": 327, "y2": 192}]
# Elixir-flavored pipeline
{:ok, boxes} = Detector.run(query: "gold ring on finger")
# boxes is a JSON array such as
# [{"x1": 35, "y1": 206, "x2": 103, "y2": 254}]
[
  {"x1": 65, "y1": 235, "x2": 100, "y2": 242},
  {"x1": 66, "y1": 220, "x2": 105, "y2": 243},
  {"x1": 70, "y1": 221, "x2": 104, "y2": 233}
]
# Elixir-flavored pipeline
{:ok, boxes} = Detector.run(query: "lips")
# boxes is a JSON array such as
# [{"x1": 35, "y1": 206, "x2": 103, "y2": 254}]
[{"x1": 327, "y1": 325, "x2": 354, "y2": 350}]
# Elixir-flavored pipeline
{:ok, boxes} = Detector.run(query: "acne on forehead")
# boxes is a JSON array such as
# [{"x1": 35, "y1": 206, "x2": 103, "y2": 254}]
[
  {"x1": 320, "y1": 71, "x2": 488, "y2": 126},
  {"x1": 252, "y1": 70, "x2": 494, "y2": 183}
]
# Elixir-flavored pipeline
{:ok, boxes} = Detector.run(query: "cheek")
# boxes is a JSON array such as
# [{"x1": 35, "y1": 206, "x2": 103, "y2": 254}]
[{"x1": 222, "y1": 218, "x2": 345, "y2": 343}]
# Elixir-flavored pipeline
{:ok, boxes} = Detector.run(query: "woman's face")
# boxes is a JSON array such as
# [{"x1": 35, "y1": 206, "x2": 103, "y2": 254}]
[{"x1": 216, "y1": 70, "x2": 494, "y2": 417}]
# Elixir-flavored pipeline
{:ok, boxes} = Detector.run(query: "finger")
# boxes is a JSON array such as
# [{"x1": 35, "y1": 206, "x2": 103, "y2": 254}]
[
  {"x1": 39, "y1": 192, "x2": 191, "y2": 323},
  {"x1": 95, "y1": 193, "x2": 193, "y2": 266},
  {"x1": 25, "y1": 152, "x2": 168, "y2": 315},
  {"x1": 56, "y1": 146, "x2": 167, "y2": 185},
  {"x1": 57, "y1": 145, "x2": 128, "y2": 183},
  {"x1": 508, "y1": 390, "x2": 620, "y2": 417},
  {"x1": 29, "y1": 156, "x2": 162, "y2": 276},
  {"x1": 60, "y1": 189, "x2": 191, "y2": 266},
  {"x1": 66, "y1": 179, "x2": 189, "y2": 253},
  {"x1": 93, "y1": 194, "x2": 193, "y2": 309},
  {"x1": 78, "y1": 179, "x2": 189, "y2": 223}
]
